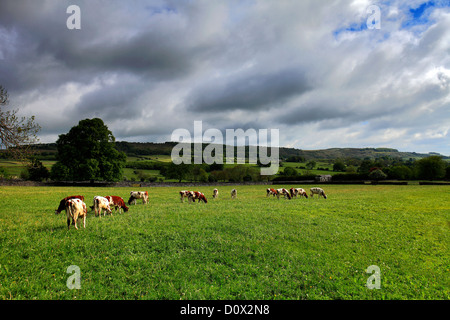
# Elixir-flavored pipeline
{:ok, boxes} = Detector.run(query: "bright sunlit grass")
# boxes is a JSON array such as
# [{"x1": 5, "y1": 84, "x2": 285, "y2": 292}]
[{"x1": 0, "y1": 185, "x2": 448, "y2": 300}]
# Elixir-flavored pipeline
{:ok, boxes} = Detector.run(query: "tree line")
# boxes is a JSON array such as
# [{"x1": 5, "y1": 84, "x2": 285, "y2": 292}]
[
  {"x1": 331, "y1": 156, "x2": 449, "y2": 181},
  {"x1": 1, "y1": 84, "x2": 449, "y2": 184}
]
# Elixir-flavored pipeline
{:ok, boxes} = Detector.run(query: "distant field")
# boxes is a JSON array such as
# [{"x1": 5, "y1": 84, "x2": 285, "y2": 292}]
[
  {"x1": 0, "y1": 158, "x2": 163, "y2": 181},
  {"x1": 0, "y1": 157, "x2": 338, "y2": 181},
  {"x1": 0, "y1": 184, "x2": 448, "y2": 300},
  {"x1": 0, "y1": 159, "x2": 56, "y2": 178},
  {"x1": 127, "y1": 155, "x2": 173, "y2": 162},
  {"x1": 281, "y1": 161, "x2": 335, "y2": 176}
]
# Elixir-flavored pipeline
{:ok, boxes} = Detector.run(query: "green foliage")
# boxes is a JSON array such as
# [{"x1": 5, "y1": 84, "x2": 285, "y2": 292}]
[
  {"x1": 357, "y1": 159, "x2": 373, "y2": 174},
  {"x1": 415, "y1": 156, "x2": 446, "y2": 180},
  {"x1": 51, "y1": 118, "x2": 126, "y2": 181},
  {"x1": 333, "y1": 161, "x2": 346, "y2": 172},
  {"x1": 198, "y1": 168, "x2": 209, "y2": 182},
  {"x1": 209, "y1": 169, "x2": 229, "y2": 182},
  {"x1": 164, "y1": 162, "x2": 191, "y2": 182},
  {"x1": 385, "y1": 165, "x2": 413, "y2": 180},
  {"x1": 125, "y1": 161, "x2": 168, "y2": 171},
  {"x1": 305, "y1": 160, "x2": 316, "y2": 170},
  {"x1": 25, "y1": 158, "x2": 50, "y2": 181},
  {"x1": 285, "y1": 155, "x2": 305, "y2": 162},
  {"x1": 224, "y1": 164, "x2": 261, "y2": 182},
  {"x1": 368, "y1": 169, "x2": 387, "y2": 181},
  {"x1": 0, "y1": 166, "x2": 7, "y2": 178},
  {"x1": 281, "y1": 166, "x2": 297, "y2": 176}
]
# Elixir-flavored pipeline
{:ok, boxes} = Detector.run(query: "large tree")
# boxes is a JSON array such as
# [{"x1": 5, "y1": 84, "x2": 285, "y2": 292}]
[
  {"x1": 0, "y1": 85, "x2": 41, "y2": 161},
  {"x1": 51, "y1": 118, "x2": 126, "y2": 181},
  {"x1": 415, "y1": 155, "x2": 446, "y2": 181},
  {"x1": 163, "y1": 162, "x2": 191, "y2": 183}
]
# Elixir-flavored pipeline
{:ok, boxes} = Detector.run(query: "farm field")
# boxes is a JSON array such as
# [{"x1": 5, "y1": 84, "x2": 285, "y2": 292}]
[
  {"x1": 0, "y1": 160, "x2": 57, "y2": 178},
  {"x1": 0, "y1": 185, "x2": 448, "y2": 300},
  {"x1": 0, "y1": 157, "x2": 337, "y2": 181}
]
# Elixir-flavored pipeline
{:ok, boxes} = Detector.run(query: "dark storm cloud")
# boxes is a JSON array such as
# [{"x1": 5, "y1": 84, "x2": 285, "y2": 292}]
[
  {"x1": 0, "y1": 0, "x2": 200, "y2": 95},
  {"x1": 73, "y1": 77, "x2": 146, "y2": 120},
  {"x1": 187, "y1": 68, "x2": 312, "y2": 112}
]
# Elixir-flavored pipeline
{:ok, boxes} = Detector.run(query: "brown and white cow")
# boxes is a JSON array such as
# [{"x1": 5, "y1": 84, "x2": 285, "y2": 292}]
[
  {"x1": 310, "y1": 187, "x2": 327, "y2": 199},
  {"x1": 65, "y1": 198, "x2": 87, "y2": 230},
  {"x1": 231, "y1": 189, "x2": 237, "y2": 199},
  {"x1": 105, "y1": 196, "x2": 129, "y2": 214},
  {"x1": 93, "y1": 196, "x2": 113, "y2": 217},
  {"x1": 128, "y1": 191, "x2": 149, "y2": 205},
  {"x1": 290, "y1": 188, "x2": 308, "y2": 199},
  {"x1": 188, "y1": 191, "x2": 208, "y2": 203},
  {"x1": 266, "y1": 188, "x2": 278, "y2": 197},
  {"x1": 55, "y1": 195, "x2": 85, "y2": 215},
  {"x1": 213, "y1": 188, "x2": 219, "y2": 199},
  {"x1": 276, "y1": 188, "x2": 292, "y2": 200},
  {"x1": 180, "y1": 190, "x2": 194, "y2": 203}
]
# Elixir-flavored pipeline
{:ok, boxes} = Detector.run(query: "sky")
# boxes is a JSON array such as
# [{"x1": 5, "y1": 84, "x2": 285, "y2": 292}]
[{"x1": 1, "y1": 0, "x2": 449, "y2": 155}]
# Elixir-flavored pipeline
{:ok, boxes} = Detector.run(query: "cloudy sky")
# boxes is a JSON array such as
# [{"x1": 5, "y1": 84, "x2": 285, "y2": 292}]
[{"x1": 1, "y1": 0, "x2": 449, "y2": 155}]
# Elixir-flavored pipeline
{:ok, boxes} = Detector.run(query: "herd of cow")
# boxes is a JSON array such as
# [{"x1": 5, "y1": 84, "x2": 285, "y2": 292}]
[
  {"x1": 54, "y1": 191, "x2": 149, "y2": 230},
  {"x1": 267, "y1": 187, "x2": 328, "y2": 200},
  {"x1": 55, "y1": 187, "x2": 327, "y2": 230}
]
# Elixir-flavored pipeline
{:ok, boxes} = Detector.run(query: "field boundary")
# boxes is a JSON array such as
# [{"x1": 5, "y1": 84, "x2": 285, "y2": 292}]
[
  {"x1": 0, "y1": 179, "x2": 272, "y2": 188},
  {"x1": 272, "y1": 180, "x2": 366, "y2": 185},
  {"x1": 419, "y1": 181, "x2": 450, "y2": 185},
  {"x1": 1, "y1": 178, "x2": 449, "y2": 187}
]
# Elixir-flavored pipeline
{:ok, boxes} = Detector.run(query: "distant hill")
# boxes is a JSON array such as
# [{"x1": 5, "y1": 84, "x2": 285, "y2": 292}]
[{"x1": 25, "y1": 142, "x2": 449, "y2": 161}]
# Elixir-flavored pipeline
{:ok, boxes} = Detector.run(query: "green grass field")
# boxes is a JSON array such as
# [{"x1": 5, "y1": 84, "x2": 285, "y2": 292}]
[
  {"x1": 0, "y1": 185, "x2": 448, "y2": 300},
  {"x1": 0, "y1": 157, "x2": 337, "y2": 181}
]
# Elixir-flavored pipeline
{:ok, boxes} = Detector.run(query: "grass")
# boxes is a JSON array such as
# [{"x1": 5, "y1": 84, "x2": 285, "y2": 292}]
[
  {"x1": 0, "y1": 159, "x2": 56, "y2": 178},
  {"x1": 280, "y1": 160, "x2": 339, "y2": 176},
  {"x1": 0, "y1": 185, "x2": 448, "y2": 300}
]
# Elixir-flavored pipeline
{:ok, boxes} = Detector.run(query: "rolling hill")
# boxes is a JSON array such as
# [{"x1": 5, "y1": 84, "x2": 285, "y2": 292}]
[{"x1": 27, "y1": 142, "x2": 449, "y2": 161}]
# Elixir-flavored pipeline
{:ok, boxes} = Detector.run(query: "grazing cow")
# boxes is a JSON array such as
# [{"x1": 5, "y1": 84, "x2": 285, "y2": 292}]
[
  {"x1": 93, "y1": 196, "x2": 113, "y2": 217},
  {"x1": 180, "y1": 190, "x2": 194, "y2": 203},
  {"x1": 105, "y1": 196, "x2": 129, "y2": 213},
  {"x1": 128, "y1": 191, "x2": 149, "y2": 205},
  {"x1": 188, "y1": 191, "x2": 208, "y2": 204},
  {"x1": 310, "y1": 187, "x2": 327, "y2": 199},
  {"x1": 290, "y1": 188, "x2": 308, "y2": 199},
  {"x1": 289, "y1": 188, "x2": 297, "y2": 198},
  {"x1": 65, "y1": 198, "x2": 87, "y2": 230},
  {"x1": 55, "y1": 195, "x2": 85, "y2": 215},
  {"x1": 266, "y1": 188, "x2": 278, "y2": 197},
  {"x1": 213, "y1": 188, "x2": 219, "y2": 199},
  {"x1": 231, "y1": 189, "x2": 237, "y2": 199},
  {"x1": 276, "y1": 188, "x2": 292, "y2": 200}
]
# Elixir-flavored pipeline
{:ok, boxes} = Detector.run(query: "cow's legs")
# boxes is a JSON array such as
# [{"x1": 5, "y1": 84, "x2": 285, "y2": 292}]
[{"x1": 73, "y1": 213, "x2": 78, "y2": 230}]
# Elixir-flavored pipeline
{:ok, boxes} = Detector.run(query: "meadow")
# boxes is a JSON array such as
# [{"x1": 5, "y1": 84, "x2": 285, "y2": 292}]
[
  {"x1": 0, "y1": 157, "x2": 336, "y2": 181},
  {"x1": 0, "y1": 184, "x2": 448, "y2": 300}
]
